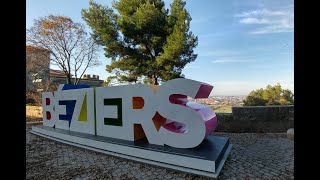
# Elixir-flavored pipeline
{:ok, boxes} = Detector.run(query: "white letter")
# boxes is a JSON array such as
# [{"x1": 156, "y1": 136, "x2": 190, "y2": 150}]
[{"x1": 155, "y1": 78, "x2": 212, "y2": 148}]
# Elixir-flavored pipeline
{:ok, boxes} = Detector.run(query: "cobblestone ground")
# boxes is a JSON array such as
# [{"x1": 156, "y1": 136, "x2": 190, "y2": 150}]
[{"x1": 26, "y1": 125, "x2": 294, "y2": 180}]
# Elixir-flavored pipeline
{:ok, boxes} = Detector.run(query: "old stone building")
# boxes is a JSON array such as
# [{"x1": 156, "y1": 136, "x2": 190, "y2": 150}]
[
  {"x1": 50, "y1": 70, "x2": 104, "y2": 87},
  {"x1": 26, "y1": 45, "x2": 104, "y2": 91},
  {"x1": 26, "y1": 45, "x2": 51, "y2": 91}
]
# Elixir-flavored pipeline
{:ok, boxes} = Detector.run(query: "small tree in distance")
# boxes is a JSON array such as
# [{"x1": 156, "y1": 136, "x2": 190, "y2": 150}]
[
  {"x1": 243, "y1": 84, "x2": 294, "y2": 106},
  {"x1": 27, "y1": 15, "x2": 101, "y2": 84}
]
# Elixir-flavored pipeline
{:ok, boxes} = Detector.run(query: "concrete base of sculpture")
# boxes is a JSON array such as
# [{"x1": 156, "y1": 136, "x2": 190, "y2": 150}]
[{"x1": 31, "y1": 125, "x2": 232, "y2": 178}]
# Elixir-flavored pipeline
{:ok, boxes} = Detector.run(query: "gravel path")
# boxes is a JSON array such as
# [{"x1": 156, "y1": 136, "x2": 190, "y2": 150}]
[{"x1": 26, "y1": 125, "x2": 294, "y2": 180}]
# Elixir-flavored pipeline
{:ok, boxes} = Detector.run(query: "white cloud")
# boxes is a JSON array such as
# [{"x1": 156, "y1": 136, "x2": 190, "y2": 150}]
[
  {"x1": 197, "y1": 50, "x2": 266, "y2": 64},
  {"x1": 235, "y1": 6, "x2": 294, "y2": 34},
  {"x1": 212, "y1": 59, "x2": 253, "y2": 64},
  {"x1": 236, "y1": 9, "x2": 289, "y2": 18},
  {"x1": 251, "y1": 25, "x2": 293, "y2": 34},
  {"x1": 239, "y1": 18, "x2": 271, "y2": 24}
]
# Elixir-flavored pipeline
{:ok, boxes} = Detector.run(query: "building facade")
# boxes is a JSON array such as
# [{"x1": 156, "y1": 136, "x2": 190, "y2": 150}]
[
  {"x1": 50, "y1": 70, "x2": 104, "y2": 87},
  {"x1": 26, "y1": 45, "x2": 51, "y2": 91}
]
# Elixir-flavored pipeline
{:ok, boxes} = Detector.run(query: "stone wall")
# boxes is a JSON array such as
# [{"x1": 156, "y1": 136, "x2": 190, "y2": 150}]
[
  {"x1": 51, "y1": 77, "x2": 104, "y2": 87},
  {"x1": 214, "y1": 105, "x2": 294, "y2": 133}
]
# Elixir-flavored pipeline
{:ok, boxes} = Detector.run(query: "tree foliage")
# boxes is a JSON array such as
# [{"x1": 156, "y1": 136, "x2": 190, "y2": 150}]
[
  {"x1": 243, "y1": 84, "x2": 294, "y2": 106},
  {"x1": 27, "y1": 15, "x2": 101, "y2": 84},
  {"x1": 82, "y1": 0, "x2": 198, "y2": 85}
]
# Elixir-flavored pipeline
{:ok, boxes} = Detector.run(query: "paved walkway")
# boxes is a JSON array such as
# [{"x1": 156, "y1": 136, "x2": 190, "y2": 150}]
[{"x1": 26, "y1": 125, "x2": 294, "y2": 180}]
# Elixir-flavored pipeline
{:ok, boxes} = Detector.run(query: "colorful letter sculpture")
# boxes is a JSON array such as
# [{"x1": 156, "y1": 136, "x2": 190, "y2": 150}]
[{"x1": 31, "y1": 78, "x2": 232, "y2": 178}]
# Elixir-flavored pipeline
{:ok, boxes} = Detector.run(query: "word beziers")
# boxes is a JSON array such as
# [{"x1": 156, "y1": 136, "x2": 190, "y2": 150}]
[{"x1": 42, "y1": 78, "x2": 218, "y2": 148}]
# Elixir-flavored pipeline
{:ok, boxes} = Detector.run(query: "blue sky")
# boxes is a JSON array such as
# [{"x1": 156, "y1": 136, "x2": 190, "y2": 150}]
[{"x1": 26, "y1": 0, "x2": 294, "y2": 96}]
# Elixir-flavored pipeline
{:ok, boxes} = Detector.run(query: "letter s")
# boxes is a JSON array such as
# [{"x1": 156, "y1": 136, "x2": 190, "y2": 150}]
[{"x1": 155, "y1": 78, "x2": 213, "y2": 148}]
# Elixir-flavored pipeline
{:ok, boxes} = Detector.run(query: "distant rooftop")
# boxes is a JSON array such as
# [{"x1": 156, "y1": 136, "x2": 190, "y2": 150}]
[
  {"x1": 50, "y1": 69, "x2": 102, "y2": 81},
  {"x1": 50, "y1": 69, "x2": 73, "y2": 77}
]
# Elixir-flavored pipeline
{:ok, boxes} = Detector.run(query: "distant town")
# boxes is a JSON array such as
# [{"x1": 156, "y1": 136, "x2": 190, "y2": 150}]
[
  {"x1": 189, "y1": 96, "x2": 246, "y2": 113},
  {"x1": 191, "y1": 96, "x2": 246, "y2": 106}
]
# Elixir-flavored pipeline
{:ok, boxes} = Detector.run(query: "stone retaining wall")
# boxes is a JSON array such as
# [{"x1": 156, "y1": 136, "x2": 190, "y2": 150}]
[{"x1": 215, "y1": 105, "x2": 294, "y2": 133}]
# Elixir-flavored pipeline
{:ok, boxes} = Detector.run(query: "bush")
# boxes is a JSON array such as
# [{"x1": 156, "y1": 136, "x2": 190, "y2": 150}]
[
  {"x1": 26, "y1": 91, "x2": 41, "y2": 106},
  {"x1": 243, "y1": 84, "x2": 294, "y2": 106}
]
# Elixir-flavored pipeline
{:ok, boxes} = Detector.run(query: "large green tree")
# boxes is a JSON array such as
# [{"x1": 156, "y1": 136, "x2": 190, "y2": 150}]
[
  {"x1": 82, "y1": 0, "x2": 198, "y2": 85},
  {"x1": 243, "y1": 84, "x2": 294, "y2": 106}
]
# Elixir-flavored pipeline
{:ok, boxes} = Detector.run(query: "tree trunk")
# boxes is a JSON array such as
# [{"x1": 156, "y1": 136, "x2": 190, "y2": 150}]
[
  {"x1": 66, "y1": 73, "x2": 72, "y2": 84},
  {"x1": 151, "y1": 74, "x2": 158, "y2": 85},
  {"x1": 74, "y1": 76, "x2": 81, "y2": 85},
  {"x1": 75, "y1": 77, "x2": 81, "y2": 85},
  {"x1": 154, "y1": 77, "x2": 158, "y2": 85}
]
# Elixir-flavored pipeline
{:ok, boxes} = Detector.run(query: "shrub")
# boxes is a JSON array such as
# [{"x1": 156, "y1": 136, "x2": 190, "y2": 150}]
[
  {"x1": 243, "y1": 84, "x2": 294, "y2": 106},
  {"x1": 26, "y1": 91, "x2": 41, "y2": 106}
]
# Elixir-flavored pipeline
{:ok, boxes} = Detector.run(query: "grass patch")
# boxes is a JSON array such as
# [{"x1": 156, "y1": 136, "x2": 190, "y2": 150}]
[{"x1": 210, "y1": 105, "x2": 232, "y2": 113}]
